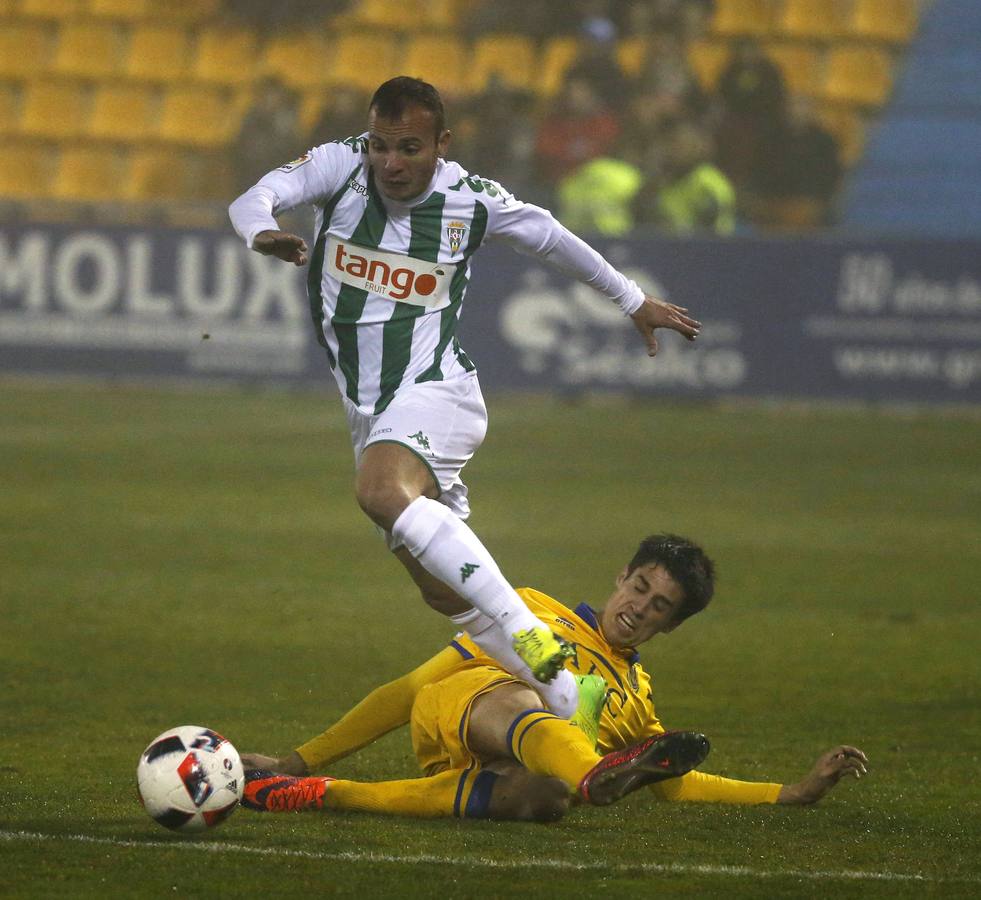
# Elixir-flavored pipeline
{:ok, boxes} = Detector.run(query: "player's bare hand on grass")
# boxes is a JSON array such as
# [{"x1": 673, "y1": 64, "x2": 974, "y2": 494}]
[
  {"x1": 240, "y1": 751, "x2": 308, "y2": 776},
  {"x1": 253, "y1": 229, "x2": 309, "y2": 266},
  {"x1": 778, "y1": 745, "x2": 869, "y2": 805},
  {"x1": 630, "y1": 295, "x2": 701, "y2": 357}
]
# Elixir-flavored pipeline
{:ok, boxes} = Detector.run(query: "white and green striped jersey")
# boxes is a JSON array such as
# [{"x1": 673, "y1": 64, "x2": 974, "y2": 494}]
[{"x1": 229, "y1": 135, "x2": 645, "y2": 414}]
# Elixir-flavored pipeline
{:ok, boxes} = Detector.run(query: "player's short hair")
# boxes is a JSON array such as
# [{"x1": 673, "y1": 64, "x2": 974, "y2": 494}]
[
  {"x1": 369, "y1": 76, "x2": 445, "y2": 136},
  {"x1": 626, "y1": 534, "x2": 715, "y2": 623}
]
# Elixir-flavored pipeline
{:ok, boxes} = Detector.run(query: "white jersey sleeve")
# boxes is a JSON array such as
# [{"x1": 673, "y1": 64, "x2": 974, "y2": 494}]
[
  {"x1": 481, "y1": 181, "x2": 645, "y2": 315},
  {"x1": 228, "y1": 138, "x2": 365, "y2": 249}
]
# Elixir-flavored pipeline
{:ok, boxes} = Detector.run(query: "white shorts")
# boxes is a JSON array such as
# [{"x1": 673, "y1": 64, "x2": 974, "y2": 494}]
[{"x1": 343, "y1": 374, "x2": 489, "y2": 546}]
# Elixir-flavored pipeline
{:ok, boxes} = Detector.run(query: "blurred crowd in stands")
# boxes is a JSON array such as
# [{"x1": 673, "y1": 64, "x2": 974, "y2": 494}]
[{"x1": 231, "y1": 0, "x2": 843, "y2": 235}]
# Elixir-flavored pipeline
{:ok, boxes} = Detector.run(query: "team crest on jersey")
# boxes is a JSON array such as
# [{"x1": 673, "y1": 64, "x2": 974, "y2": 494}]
[
  {"x1": 446, "y1": 221, "x2": 468, "y2": 254},
  {"x1": 278, "y1": 153, "x2": 311, "y2": 172}
]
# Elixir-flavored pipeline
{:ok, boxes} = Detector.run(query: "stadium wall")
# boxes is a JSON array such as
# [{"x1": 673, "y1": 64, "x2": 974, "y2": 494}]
[{"x1": 1, "y1": 223, "x2": 979, "y2": 404}]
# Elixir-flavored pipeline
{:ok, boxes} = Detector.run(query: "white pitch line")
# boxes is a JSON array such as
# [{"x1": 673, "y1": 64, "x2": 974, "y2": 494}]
[{"x1": 1, "y1": 830, "x2": 975, "y2": 885}]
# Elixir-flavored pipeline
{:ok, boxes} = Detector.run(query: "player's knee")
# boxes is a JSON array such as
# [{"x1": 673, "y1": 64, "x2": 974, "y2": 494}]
[
  {"x1": 512, "y1": 778, "x2": 570, "y2": 822},
  {"x1": 520, "y1": 778, "x2": 571, "y2": 822},
  {"x1": 354, "y1": 476, "x2": 412, "y2": 530},
  {"x1": 490, "y1": 774, "x2": 570, "y2": 823}
]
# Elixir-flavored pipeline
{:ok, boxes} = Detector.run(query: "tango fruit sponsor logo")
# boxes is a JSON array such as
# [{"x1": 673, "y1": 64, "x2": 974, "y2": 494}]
[{"x1": 327, "y1": 237, "x2": 455, "y2": 307}]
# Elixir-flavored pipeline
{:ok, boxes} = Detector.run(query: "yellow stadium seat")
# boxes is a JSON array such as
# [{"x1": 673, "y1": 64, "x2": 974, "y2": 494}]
[
  {"x1": 351, "y1": 0, "x2": 405, "y2": 29},
  {"x1": 763, "y1": 41, "x2": 823, "y2": 95},
  {"x1": 350, "y1": 0, "x2": 463, "y2": 31},
  {"x1": 776, "y1": 0, "x2": 847, "y2": 41},
  {"x1": 192, "y1": 26, "x2": 258, "y2": 85},
  {"x1": 0, "y1": 140, "x2": 54, "y2": 199},
  {"x1": 848, "y1": 0, "x2": 918, "y2": 43},
  {"x1": 710, "y1": 0, "x2": 773, "y2": 37},
  {"x1": 87, "y1": 0, "x2": 151, "y2": 20},
  {"x1": 326, "y1": 32, "x2": 399, "y2": 92},
  {"x1": 616, "y1": 37, "x2": 647, "y2": 79},
  {"x1": 539, "y1": 37, "x2": 580, "y2": 97},
  {"x1": 88, "y1": 83, "x2": 156, "y2": 141},
  {"x1": 260, "y1": 31, "x2": 331, "y2": 89},
  {"x1": 687, "y1": 39, "x2": 730, "y2": 92},
  {"x1": 127, "y1": 147, "x2": 186, "y2": 200},
  {"x1": 468, "y1": 34, "x2": 536, "y2": 93},
  {"x1": 52, "y1": 22, "x2": 124, "y2": 79},
  {"x1": 126, "y1": 25, "x2": 191, "y2": 82},
  {"x1": 158, "y1": 85, "x2": 237, "y2": 147},
  {"x1": 52, "y1": 145, "x2": 125, "y2": 201},
  {"x1": 0, "y1": 22, "x2": 52, "y2": 79},
  {"x1": 19, "y1": 80, "x2": 90, "y2": 139},
  {"x1": 17, "y1": 0, "x2": 84, "y2": 18},
  {"x1": 821, "y1": 45, "x2": 893, "y2": 106},
  {"x1": 403, "y1": 34, "x2": 467, "y2": 97}
]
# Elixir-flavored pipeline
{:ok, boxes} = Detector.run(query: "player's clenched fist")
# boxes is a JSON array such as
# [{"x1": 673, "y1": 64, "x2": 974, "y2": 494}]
[{"x1": 254, "y1": 230, "x2": 308, "y2": 266}]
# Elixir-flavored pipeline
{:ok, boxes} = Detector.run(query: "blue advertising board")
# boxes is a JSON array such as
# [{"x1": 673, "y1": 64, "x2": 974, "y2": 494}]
[{"x1": 1, "y1": 223, "x2": 979, "y2": 404}]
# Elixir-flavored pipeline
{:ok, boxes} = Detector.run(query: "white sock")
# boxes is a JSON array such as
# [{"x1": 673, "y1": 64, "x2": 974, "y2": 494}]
[
  {"x1": 451, "y1": 610, "x2": 579, "y2": 719},
  {"x1": 392, "y1": 497, "x2": 579, "y2": 719},
  {"x1": 392, "y1": 497, "x2": 541, "y2": 635}
]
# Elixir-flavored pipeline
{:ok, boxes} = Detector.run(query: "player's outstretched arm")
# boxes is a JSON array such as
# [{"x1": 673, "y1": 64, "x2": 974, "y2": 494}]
[
  {"x1": 777, "y1": 745, "x2": 869, "y2": 805},
  {"x1": 240, "y1": 647, "x2": 464, "y2": 776},
  {"x1": 630, "y1": 295, "x2": 701, "y2": 358},
  {"x1": 253, "y1": 229, "x2": 308, "y2": 267}
]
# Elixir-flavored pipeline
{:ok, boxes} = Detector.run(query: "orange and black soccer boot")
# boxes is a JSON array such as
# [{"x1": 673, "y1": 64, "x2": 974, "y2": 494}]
[
  {"x1": 578, "y1": 731, "x2": 710, "y2": 806},
  {"x1": 242, "y1": 769, "x2": 335, "y2": 812}
]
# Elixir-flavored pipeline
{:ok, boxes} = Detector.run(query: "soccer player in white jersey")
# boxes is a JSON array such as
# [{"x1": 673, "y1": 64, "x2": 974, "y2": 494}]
[{"x1": 229, "y1": 77, "x2": 702, "y2": 719}]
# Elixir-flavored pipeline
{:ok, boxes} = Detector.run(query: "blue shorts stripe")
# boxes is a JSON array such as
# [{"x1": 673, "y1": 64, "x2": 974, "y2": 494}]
[{"x1": 449, "y1": 639, "x2": 474, "y2": 660}]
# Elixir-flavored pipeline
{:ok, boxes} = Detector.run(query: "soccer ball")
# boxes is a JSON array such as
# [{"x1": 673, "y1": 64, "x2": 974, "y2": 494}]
[{"x1": 137, "y1": 725, "x2": 244, "y2": 833}]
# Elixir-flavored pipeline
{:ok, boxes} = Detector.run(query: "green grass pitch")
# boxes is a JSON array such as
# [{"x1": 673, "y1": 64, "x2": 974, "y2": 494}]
[{"x1": 1, "y1": 382, "x2": 979, "y2": 897}]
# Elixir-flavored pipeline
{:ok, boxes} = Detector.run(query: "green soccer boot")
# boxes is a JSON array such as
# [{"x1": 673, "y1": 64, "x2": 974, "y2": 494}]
[{"x1": 570, "y1": 674, "x2": 608, "y2": 750}]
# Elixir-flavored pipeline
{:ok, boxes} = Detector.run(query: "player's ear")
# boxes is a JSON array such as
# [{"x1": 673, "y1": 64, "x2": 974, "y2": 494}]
[{"x1": 437, "y1": 129, "x2": 451, "y2": 157}]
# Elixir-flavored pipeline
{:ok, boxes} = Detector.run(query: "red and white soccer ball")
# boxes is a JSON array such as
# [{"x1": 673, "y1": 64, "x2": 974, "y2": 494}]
[{"x1": 137, "y1": 725, "x2": 244, "y2": 833}]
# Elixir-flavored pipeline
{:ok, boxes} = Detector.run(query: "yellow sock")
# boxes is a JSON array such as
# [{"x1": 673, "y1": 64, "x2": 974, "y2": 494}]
[
  {"x1": 295, "y1": 679, "x2": 415, "y2": 771},
  {"x1": 506, "y1": 709, "x2": 601, "y2": 789},
  {"x1": 323, "y1": 767, "x2": 498, "y2": 819}
]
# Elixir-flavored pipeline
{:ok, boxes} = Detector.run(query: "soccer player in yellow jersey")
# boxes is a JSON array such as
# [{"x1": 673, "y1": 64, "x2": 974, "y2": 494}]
[{"x1": 242, "y1": 535, "x2": 868, "y2": 821}]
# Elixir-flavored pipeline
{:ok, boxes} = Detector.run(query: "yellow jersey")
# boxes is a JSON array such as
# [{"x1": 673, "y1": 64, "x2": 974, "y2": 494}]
[{"x1": 451, "y1": 587, "x2": 664, "y2": 754}]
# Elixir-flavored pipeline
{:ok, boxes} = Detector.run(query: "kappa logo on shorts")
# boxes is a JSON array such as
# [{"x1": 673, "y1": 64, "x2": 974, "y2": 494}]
[{"x1": 407, "y1": 430, "x2": 431, "y2": 452}]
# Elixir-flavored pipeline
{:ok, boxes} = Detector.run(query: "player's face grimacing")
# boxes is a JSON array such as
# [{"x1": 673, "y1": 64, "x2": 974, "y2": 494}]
[
  {"x1": 367, "y1": 104, "x2": 450, "y2": 202},
  {"x1": 600, "y1": 563, "x2": 686, "y2": 650}
]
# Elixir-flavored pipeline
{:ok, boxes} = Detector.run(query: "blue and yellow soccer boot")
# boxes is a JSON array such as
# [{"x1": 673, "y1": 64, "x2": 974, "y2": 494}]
[{"x1": 512, "y1": 626, "x2": 575, "y2": 683}]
